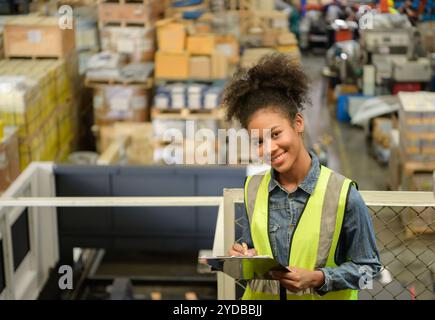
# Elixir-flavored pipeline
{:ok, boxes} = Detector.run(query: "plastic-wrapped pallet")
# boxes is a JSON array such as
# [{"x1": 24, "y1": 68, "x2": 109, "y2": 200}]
[
  {"x1": 204, "y1": 86, "x2": 222, "y2": 109},
  {"x1": 75, "y1": 7, "x2": 99, "y2": 52},
  {"x1": 187, "y1": 84, "x2": 205, "y2": 110},
  {"x1": 93, "y1": 86, "x2": 150, "y2": 125},
  {"x1": 398, "y1": 92, "x2": 435, "y2": 162},
  {"x1": 170, "y1": 84, "x2": 187, "y2": 110},
  {"x1": 100, "y1": 26, "x2": 155, "y2": 63},
  {"x1": 154, "y1": 85, "x2": 172, "y2": 109},
  {"x1": 0, "y1": 58, "x2": 77, "y2": 170}
]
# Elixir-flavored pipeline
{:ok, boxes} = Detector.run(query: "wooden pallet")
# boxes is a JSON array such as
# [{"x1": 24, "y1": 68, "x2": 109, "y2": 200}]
[
  {"x1": 98, "y1": 0, "x2": 149, "y2": 4},
  {"x1": 151, "y1": 107, "x2": 224, "y2": 120},
  {"x1": 98, "y1": 20, "x2": 151, "y2": 28},
  {"x1": 85, "y1": 77, "x2": 153, "y2": 88},
  {"x1": 4, "y1": 55, "x2": 62, "y2": 60},
  {"x1": 155, "y1": 78, "x2": 226, "y2": 85},
  {"x1": 402, "y1": 160, "x2": 435, "y2": 178}
]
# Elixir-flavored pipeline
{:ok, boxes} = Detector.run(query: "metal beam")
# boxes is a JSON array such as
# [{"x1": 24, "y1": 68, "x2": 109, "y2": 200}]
[{"x1": 0, "y1": 197, "x2": 223, "y2": 207}]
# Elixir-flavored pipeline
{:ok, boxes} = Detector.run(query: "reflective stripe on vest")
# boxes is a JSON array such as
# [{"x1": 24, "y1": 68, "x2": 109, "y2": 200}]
[{"x1": 242, "y1": 165, "x2": 358, "y2": 300}]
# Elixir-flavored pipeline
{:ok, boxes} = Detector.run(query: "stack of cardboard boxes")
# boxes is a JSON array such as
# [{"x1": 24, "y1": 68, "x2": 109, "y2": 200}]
[
  {"x1": 0, "y1": 58, "x2": 78, "y2": 171},
  {"x1": 87, "y1": 0, "x2": 162, "y2": 159},
  {"x1": 98, "y1": 122, "x2": 154, "y2": 165},
  {"x1": 155, "y1": 19, "x2": 238, "y2": 80},
  {"x1": 0, "y1": 16, "x2": 79, "y2": 174},
  {"x1": 3, "y1": 16, "x2": 75, "y2": 58},
  {"x1": 398, "y1": 92, "x2": 435, "y2": 164},
  {"x1": 98, "y1": 0, "x2": 158, "y2": 63}
]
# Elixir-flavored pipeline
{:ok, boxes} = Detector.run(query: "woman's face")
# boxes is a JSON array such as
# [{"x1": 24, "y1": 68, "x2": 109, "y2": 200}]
[{"x1": 247, "y1": 107, "x2": 305, "y2": 173}]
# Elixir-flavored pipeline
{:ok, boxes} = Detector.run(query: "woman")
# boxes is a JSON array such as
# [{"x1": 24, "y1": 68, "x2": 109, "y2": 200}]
[{"x1": 224, "y1": 53, "x2": 381, "y2": 300}]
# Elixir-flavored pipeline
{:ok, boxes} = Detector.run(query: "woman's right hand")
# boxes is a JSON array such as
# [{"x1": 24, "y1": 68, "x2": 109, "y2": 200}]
[{"x1": 228, "y1": 242, "x2": 257, "y2": 257}]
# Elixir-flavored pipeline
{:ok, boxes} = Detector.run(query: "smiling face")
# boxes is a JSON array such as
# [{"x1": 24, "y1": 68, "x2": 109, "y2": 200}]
[{"x1": 247, "y1": 107, "x2": 305, "y2": 173}]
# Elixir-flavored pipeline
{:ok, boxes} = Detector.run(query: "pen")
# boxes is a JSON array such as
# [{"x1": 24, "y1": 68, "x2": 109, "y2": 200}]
[{"x1": 242, "y1": 242, "x2": 248, "y2": 255}]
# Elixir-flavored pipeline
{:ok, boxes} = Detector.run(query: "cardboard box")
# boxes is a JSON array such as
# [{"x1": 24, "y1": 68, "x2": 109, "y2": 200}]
[
  {"x1": 211, "y1": 52, "x2": 228, "y2": 80},
  {"x1": 388, "y1": 129, "x2": 401, "y2": 190},
  {"x1": 277, "y1": 33, "x2": 297, "y2": 46},
  {"x1": 241, "y1": 48, "x2": 274, "y2": 68},
  {"x1": 215, "y1": 35, "x2": 239, "y2": 64},
  {"x1": 372, "y1": 117, "x2": 392, "y2": 149},
  {"x1": 253, "y1": 0, "x2": 274, "y2": 10},
  {"x1": 189, "y1": 56, "x2": 211, "y2": 80},
  {"x1": 93, "y1": 86, "x2": 150, "y2": 126},
  {"x1": 398, "y1": 92, "x2": 435, "y2": 162},
  {"x1": 100, "y1": 26, "x2": 155, "y2": 62},
  {"x1": 99, "y1": 3, "x2": 151, "y2": 24},
  {"x1": 187, "y1": 34, "x2": 215, "y2": 55},
  {"x1": 334, "y1": 84, "x2": 360, "y2": 100},
  {"x1": 155, "y1": 51, "x2": 189, "y2": 79},
  {"x1": 262, "y1": 30, "x2": 279, "y2": 47},
  {"x1": 157, "y1": 21, "x2": 185, "y2": 53},
  {"x1": 4, "y1": 16, "x2": 75, "y2": 58},
  {"x1": 417, "y1": 21, "x2": 434, "y2": 53},
  {"x1": 99, "y1": 122, "x2": 154, "y2": 163}
]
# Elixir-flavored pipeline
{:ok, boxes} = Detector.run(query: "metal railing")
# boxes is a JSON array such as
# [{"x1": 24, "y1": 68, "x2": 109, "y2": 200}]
[{"x1": 218, "y1": 189, "x2": 435, "y2": 300}]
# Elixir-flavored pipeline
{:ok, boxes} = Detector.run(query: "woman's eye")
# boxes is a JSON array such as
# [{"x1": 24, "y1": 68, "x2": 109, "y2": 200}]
[{"x1": 272, "y1": 132, "x2": 280, "y2": 138}]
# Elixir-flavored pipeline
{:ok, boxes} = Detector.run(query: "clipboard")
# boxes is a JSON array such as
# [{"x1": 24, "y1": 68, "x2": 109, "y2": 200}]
[{"x1": 200, "y1": 256, "x2": 289, "y2": 280}]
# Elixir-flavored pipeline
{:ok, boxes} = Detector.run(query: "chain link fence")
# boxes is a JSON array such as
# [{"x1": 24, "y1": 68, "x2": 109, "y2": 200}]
[
  {"x1": 365, "y1": 205, "x2": 434, "y2": 300},
  {"x1": 222, "y1": 189, "x2": 435, "y2": 300}
]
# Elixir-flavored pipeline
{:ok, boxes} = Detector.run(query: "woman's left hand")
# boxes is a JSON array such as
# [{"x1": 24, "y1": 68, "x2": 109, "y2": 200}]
[{"x1": 270, "y1": 267, "x2": 325, "y2": 293}]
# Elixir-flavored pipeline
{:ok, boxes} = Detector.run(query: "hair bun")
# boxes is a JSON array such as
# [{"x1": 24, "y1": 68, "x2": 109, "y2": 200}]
[{"x1": 223, "y1": 53, "x2": 310, "y2": 127}]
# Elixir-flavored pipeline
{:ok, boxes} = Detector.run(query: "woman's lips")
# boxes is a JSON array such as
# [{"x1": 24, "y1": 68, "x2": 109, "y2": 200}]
[{"x1": 271, "y1": 151, "x2": 287, "y2": 166}]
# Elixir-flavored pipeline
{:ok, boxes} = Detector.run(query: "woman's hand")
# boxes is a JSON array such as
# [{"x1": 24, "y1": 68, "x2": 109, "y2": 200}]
[
  {"x1": 270, "y1": 267, "x2": 325, "y2": 293},
  {"x1": 228, "y1": 242, "x2": 257, "y2": 257}
]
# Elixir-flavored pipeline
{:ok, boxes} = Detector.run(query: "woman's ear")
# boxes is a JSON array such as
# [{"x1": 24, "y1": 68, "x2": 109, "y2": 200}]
[{"x1": 294, "y1": 113, "x2": 305, "y2": 134}]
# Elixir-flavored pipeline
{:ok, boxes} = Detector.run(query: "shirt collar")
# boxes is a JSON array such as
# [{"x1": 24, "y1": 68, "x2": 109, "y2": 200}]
[{"x1": 268, "y1": 151, "x2": 320, "y2": 195}]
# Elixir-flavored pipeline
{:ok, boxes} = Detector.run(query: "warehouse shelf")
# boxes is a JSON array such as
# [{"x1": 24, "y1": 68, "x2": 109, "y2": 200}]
[
  {"x1": 151, "y1": 107, "x2": 224, "y2": 120},
  {"x1": 84, "y1": 77, "x2": 154, "y2": 89}
]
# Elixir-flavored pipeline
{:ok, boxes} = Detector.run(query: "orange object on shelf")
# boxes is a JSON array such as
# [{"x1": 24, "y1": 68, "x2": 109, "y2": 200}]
[
  {"x1": 379, "y1": 0, "x2": 390, "y2": 13},
  {"x1": 335, "y1": 30, "x2": 353, "y2": 42},
  {"x1": 305, "y1": 4, "x2": 323, "y2": 11}
]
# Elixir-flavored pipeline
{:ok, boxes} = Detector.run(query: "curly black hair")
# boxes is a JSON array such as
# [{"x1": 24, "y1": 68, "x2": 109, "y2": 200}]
[{"x1": 223, "y1": 53, "x2": 310, "y2": 128}]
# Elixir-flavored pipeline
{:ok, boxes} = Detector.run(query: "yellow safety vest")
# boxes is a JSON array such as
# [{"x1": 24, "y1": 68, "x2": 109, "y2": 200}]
[{"x1": 242, "y1": 165, "x2": 358, "y2": 300}]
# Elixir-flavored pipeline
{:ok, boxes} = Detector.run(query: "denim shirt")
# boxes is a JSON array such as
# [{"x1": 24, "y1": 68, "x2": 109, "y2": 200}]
[{"x1": 243, "y1": 152, "x2": 382, "y2": 293}]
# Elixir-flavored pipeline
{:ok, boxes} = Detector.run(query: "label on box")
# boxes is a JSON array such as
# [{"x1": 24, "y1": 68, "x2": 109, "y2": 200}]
[
  {"x1": 110, "y1": 97, "x2": 130, "y2": 111},
  {"x1": 216, "y1": 44, "x2": 233, "y2": 57},
  {"x1": 27, "y1": 30, "x2": 43, "y2": 43},
  {"x1": 117, "y1": 39, "x2": 135, "y2": 54}
]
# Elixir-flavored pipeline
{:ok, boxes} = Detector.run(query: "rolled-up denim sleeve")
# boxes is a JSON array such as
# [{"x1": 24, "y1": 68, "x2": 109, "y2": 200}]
[{"x1": 316, "y1": 186, "x2": 382, "y2": 293}]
